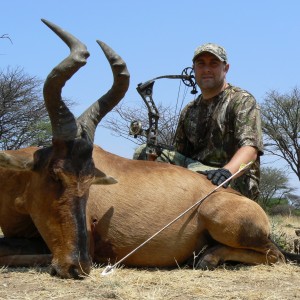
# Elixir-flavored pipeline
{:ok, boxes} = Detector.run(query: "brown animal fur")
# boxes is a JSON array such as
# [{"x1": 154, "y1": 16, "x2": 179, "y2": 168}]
[
  {"x1": 0, "y1": 20, "x2": 297, "y2": 279},
  {"x1": 0, "y1": 145, "x2": 287, "y2": 276},
  {"x1": 87, "y1": 146, "x2": 286, "y2": 268}
]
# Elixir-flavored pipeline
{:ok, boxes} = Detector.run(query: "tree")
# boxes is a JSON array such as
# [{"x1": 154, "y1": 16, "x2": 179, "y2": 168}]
[
  {"x1": 102, "y1": 101, "x2": 179, "y2": 147},
  {"x1": 286, "y1": 193, "x2": 300, "y2": 209},
  {"x1": 261, "y1": 87, "x2": 300, "y2": 181},
  {"x1": 258, "y1": 166, "x2": 294, "y2": 209},
  {"x1": 0, "y1": 34, "x2": 12, "y2": 44},
  {"x1": 0, "y1": 67, "x2": 51, "y2": 150}
]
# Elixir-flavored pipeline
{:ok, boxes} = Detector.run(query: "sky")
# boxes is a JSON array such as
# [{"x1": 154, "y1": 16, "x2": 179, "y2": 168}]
[{"x1": 1, "y1": 0, "x2": 299, "y2": 193}]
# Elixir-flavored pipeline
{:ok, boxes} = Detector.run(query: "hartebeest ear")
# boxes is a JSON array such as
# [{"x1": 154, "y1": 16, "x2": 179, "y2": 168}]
[
  {"x1": 93, "y1": 168, "x2": 118, "y2": 185},
  {"x1": 0, "y1": 152, "x2": 34, "y2": 171}
]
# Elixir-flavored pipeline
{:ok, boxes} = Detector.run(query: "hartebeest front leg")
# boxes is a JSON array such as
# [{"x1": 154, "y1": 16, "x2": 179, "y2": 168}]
[{"x1": 0, "y1": 237, "x2": 51, "y2": 266}]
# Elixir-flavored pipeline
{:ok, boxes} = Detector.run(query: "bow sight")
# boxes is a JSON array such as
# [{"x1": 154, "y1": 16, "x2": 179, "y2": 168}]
[{"x1": 129, "y1": 67, "x2": 197, "y2": 159}]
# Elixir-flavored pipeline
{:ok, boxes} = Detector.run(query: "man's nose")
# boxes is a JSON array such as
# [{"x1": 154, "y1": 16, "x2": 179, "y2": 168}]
[{"x1": 203, "y1": 65, "x2": 212, "y2": 72}]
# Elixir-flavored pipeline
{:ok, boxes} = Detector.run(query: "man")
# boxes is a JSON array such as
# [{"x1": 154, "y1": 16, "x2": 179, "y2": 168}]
[{"x1": 134, "y1": 43, "x2": 263, "y2": 200}]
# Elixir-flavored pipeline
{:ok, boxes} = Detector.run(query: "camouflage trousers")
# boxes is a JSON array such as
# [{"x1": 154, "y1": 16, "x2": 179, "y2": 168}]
[{"x1": 133, "y1": 144, "x2": 259, "y2": 200}]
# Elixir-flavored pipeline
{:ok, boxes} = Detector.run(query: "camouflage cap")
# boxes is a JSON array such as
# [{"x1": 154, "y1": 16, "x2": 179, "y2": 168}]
[{"x1": 192, "y1": 43, "x2": 228, "y2": 63}]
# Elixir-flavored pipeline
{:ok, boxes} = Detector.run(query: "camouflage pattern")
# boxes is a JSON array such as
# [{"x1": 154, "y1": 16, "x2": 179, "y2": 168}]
[
  {"x1": 174, "y1": 84, "x2": 263, "y2": 200},
  {"x1": 133, "y1": 144, "x2": 217, "y2": 171},
  {"x1": 133, "y1": 84, "x2": 263, "y2": 200},
  {"x1": 193, "y1": 43, "x2": 228, "y2": 63}
]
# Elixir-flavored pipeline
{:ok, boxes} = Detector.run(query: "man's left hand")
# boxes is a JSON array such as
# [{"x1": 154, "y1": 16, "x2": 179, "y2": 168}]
[{"x1": 198, "y1": 168, "x2": 232, "y2": 187}]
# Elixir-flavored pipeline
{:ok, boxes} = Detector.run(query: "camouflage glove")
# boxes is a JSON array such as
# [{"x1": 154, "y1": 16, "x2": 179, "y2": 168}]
[{"x1": 198, "y1": 168, "x2": 232, "y2": 188}]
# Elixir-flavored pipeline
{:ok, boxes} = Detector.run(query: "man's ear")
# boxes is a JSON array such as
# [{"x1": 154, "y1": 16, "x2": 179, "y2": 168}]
[
  {"x1": 225, "y1": 63, "x2": 230, "y2": 73},
  {"x1": 93, "y1": 168, "x2": 118, "y2": 185}
]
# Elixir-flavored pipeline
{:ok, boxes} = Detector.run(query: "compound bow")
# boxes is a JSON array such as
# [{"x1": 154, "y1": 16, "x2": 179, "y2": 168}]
[{"x1": 129, "y1": 67, "x2": 197, "y2": 160}]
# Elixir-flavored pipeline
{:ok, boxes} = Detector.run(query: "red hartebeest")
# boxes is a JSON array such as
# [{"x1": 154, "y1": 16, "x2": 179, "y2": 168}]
[{"x1": 0, "y1": 20, "x2": 299, "y2": 279}]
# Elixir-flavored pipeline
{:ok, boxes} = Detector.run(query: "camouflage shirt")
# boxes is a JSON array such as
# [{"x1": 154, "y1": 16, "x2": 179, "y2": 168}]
[{"x1": 174, "y1": 84, "x2": 263, "y2": 197}]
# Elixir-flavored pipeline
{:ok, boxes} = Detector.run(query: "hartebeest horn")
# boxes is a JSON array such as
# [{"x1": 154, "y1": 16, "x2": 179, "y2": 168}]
[
  {"x1": 42, "y1": 19, "x2": 130, "y2": 144},
  {"x1": 77, "y1": 40, "x2": 130, "y2": 143},
  {"x1": 41, "y1": 19, "x2": 90, "y2": 141}
]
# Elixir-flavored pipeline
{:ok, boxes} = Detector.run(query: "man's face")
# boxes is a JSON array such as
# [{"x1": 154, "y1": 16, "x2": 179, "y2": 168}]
[{"x1": 193, "y1": 52, "x2": 229, "y2": 92}]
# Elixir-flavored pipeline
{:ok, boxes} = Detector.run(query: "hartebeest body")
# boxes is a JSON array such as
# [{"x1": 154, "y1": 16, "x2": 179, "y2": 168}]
[{"x1": 0, "y1": 20, "x2": 299, "y2": 279}]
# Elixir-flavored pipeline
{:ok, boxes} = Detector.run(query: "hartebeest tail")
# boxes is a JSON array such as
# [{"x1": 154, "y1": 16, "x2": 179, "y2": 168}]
[{"x1": 270, "y1": 237, "x2": 300, "y2": 264}]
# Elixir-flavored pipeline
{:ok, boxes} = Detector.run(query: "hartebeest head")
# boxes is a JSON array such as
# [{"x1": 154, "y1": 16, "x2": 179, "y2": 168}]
[{"x1": 23, "y1": 19, "x2": 129, "y2": 278}]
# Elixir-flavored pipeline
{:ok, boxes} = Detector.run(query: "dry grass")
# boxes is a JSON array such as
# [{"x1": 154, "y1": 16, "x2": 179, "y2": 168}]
[
  {"x1": 1, "y1": 264, "x2": 300, "y2": 299},
  {"x1": 0, "y1": 215, "x2": 300, "y2": 300},
  {"x1": 271, "y1": 215, "x2": 300, "y2": 235}
]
